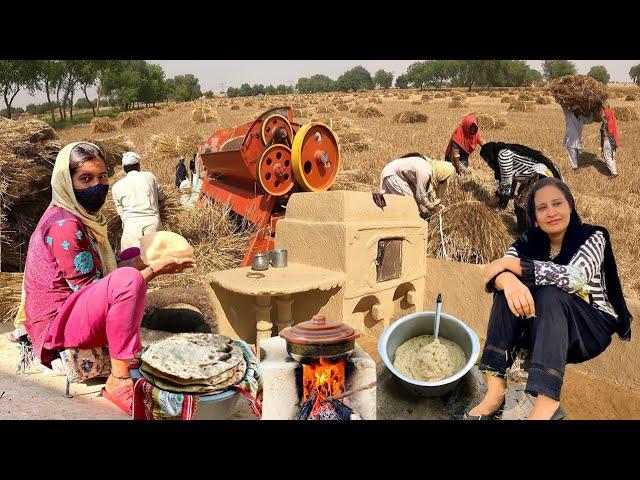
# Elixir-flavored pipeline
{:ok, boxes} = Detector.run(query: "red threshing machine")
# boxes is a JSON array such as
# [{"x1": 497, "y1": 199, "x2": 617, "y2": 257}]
[{"x1": 199, "y1": 106, "x2": 341, "y2": 266}]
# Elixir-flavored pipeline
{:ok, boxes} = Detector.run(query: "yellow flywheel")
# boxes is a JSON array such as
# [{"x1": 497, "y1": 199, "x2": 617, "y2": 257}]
[
  {"x1": 291, "y1": 122, "x2": 340, "y2": 192},
  {"x1": 261, "y1": 114, "x2": 293, "y2": 146}
]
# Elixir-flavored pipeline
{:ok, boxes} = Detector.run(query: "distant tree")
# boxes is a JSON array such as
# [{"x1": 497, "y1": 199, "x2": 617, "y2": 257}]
[
  {"x1": 587, "y1": 65, "x2": 610, "y2": 84},
  {"x1": 103, "y1": 63, "x2": 142, "y2": 111},
  {"x1": 0, "y1": 60, "x2": 39, "y2": 119},
  {"x1": 395, "y1": 74, "x2": 409, "y2": 89},
  {"x1": 237, "y1": 83, "x2": 252, "y2": 97},
  {"x1": 226, "y1": 86, "x2": 239, "y2": 98},
  {"x1": 74, "y1": 97, "x2": 94, "y2": 109},
  {"x1": 630, "y1": 65, "x2": 640, "y2": 85},
  {"x1": 36, "y1": 60, "x2": 64, "y2": 121},
  {"x1": 276, "y1": 84, "x2": 290, "y2": 95},
  {"x1": 204, "y1": 90, "x2": 215, "y2": 99},
  {"x1": 167, "y1": 73, "x2": 202, "y2": 102},
  {"x1": 542, "y1": 60, "x2": 577, "y2": 80},
  {"x1": 1, "y1": 106, "x2": 25, "y2": 118},
  {"x1": 336, "y1": 66, "x2": 373, "y2": 92},
  {"x1": 252, "y1": 84, "x2": 266, "y2": 96},
  {"x1": 265, "y1": 85, "x2": 277, "y2": 95},
  {"x1": 373, "y1": 70, "x2": 393, "y2": 89}
]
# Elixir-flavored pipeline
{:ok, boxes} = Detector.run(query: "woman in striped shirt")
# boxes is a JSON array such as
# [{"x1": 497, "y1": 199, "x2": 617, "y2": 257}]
[
  {"x1": 465, "y1": 178, "x2": 632, "y2": 420},
  {"x1": 480, "y1": 142, "x2": 562, "y2": 233}
]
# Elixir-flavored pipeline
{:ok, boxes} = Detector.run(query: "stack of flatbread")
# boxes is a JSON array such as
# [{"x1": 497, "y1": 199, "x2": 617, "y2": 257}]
[{"x1": 140, "y1": 333, "x2": 246, "y2": 394}]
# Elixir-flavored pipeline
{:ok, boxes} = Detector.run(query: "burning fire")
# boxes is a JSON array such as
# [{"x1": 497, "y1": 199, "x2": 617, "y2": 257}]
[{"x1": 302, "y1": 358, "x2": 345, "y2": 403}]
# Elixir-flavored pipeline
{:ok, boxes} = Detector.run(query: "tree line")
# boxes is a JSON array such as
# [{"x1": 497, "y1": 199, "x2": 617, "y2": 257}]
[{"x1": 0, "y1": 60, "x2": 204, "y2": 120}]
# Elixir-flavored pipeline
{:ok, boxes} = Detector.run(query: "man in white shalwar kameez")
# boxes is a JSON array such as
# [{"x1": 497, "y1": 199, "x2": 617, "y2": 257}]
[
  {"x1": 562, "y1": 106, "x2": 594, "y2": 170},
  {"x1": 112, "y1": 151, "x2": 165, "y2": 251}
]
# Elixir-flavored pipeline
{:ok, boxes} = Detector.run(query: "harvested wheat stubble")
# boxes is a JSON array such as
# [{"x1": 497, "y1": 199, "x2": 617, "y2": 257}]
[
  {"x1": 613, "y1": 106, "x2": 638, "y2": 122},
  {"x1": 508, "y1": 101, "x2": 536, "y2": 112},
  {"x1": 331, "y1": 169, "x2": 373, "y2": 192},
  {"x1": 392, "y1": 111, "x2": 428, "y2": 124},
  {"x1": 90, "y1": 117, "x2": 117, "y2": 134},
  {"x1": 0, "y1": 272, "x2": 23, "y2": 323},
  {"x1": 449, "y1": 98, "x2": 468, "y2": 109},
  {"x1": 550, "y1": 74, "x2": 608, "y2": 115},
  {"x1": 316, "y1": 117, "x2": 372, "y2": 153}
]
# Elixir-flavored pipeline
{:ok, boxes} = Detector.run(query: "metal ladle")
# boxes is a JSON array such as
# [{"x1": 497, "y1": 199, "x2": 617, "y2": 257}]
[{"x1": 433, "y1": 293, "x2": 442, "y2": 341}]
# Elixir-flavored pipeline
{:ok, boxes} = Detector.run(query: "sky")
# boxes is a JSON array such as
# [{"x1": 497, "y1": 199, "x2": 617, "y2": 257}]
[{"x1": 11, "y1": 60, "x2": 640, "y2": 109}]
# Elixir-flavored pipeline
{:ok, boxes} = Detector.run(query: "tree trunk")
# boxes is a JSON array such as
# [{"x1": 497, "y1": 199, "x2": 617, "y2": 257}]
[
  {"x1": 45, "y1": 78, "x2": 55, "y2": 122},
  {"x1": 3, "y1": 84, "x2": 11, "y2": 119},
  {"x1": 69, "y1": 90, "x2": 75, "y2": 121},
  {"x1": 56, "y1": 85, "x2": 64, "y2": 120},
  {"x1": 96, "y1": 76, "x2": 103, "y2": 114},
  {"x1": 83, "y1": 85, "x2": 96, "y2": 116}
]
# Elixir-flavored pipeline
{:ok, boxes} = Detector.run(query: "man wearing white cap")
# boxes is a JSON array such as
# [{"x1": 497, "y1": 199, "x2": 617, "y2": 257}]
[{"x1": 112, "y1": 151, "x2": 165, "y2": 251}]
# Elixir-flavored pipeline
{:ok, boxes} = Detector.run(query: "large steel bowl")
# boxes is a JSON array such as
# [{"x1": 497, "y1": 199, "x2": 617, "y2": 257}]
[{"x1": 378, "y1": 311, "x2": 480, "y2": 397}]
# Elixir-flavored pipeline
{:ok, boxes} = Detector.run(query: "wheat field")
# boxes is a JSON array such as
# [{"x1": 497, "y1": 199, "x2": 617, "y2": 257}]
[{"x1": 58, "y1": 86, "x2": 640, "y2": 297}]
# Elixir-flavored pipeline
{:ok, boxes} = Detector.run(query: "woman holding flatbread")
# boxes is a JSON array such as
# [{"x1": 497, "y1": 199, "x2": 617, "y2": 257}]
[{"x1": 16, "y1": 142, "x2": 195, "y2": 415}]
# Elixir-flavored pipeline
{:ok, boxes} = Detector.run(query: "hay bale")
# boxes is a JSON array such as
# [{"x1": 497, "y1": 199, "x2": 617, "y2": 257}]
[
  {"x1": 145, "y1": 133, "x2": 204, "y2": 161},
  {"x1": 535, "y1": 96, "x2": 552, "y2": 105},
  {"x1": 356, "y1": 106, "x2": 383, "y2": 118},
  {"x1": 508, "y1": 101, "x2": 536, "y2": 112},
  {"x1": 489, "y1": 91, "x2": 501, "y2": 98},
  {"x1": 426, "y1": 175, "x2": 514, "y2": 264},
  {"x1": 434, "y1": 92, "x2": 445, "y2": 99},
  {"x1": 501, "y1": 96, "x2": 513, "y2": 103},
  {"x1": 336, "y1": 103, "x2": 350, "y2": 111},
  {"x1": 477, "y1": 114, "x2": 508, "y2": 130},
  {"x1": 550, "y1": 74, "x2": 608, "y2": 116},
  {"x1": 625, "y1": 94, "x2": 637, "y2": 101},
  {"x1": 244, "y1": 101, "x2": 253, "y2": 107},
  {"x1": 331, "y1": 169, "x2": 373, "y2": 192},
  {"x1": 392, "y1": 111, "x2": 428, "y2": 124},
  {"x1": 90, "y1": 117, "x2": 117, "y2": 134},
  {"x1": 421, "y1": 94, "x2": 431, "y2": 101},
  {"x1": 121, "y1": 113, "x2": 145, "y2": 129},
  {"x1": 518, "y1": 93, "x2": 534, "y2": 101},
  {"x1": 230, "y1": 105, "x2": 240, "y2": 110},
  {"x1": 319, "y1": 117, "x2": 372, "y2": 153},
  {"x1": 613, "y1": 106, "x2": 638, "y2": 122},
  {"x1": 148, "y1": 108, "x2": 161, "y2": 117},
  {"x1": 448, "y1": 98, "x2": 468, "y2": 108},
  {"x1": 192, "y1": 106, "x2": 219, "y2": 124},
  {"x1": 86, "y1": 136, "x2": 134, "y2": 175}
]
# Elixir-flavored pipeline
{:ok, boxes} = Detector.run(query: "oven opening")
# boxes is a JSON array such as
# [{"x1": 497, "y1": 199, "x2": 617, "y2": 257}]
[{"x1": 376, "y1": 238, "x2": 403, "y2": 282}]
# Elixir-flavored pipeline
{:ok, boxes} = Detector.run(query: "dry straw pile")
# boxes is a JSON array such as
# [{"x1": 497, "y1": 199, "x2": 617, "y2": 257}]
[
  {"x1": 356, "y1": 106, "x2": 384, "y2": 118},
  {"x1": 121, "y1": 112, "x2": 146, "y2": 129},
  {"x1": 625, "y1": 94, "x2": 637, "y2": 101},
  {"x1": 192, "y1": 106, "x2": 219, "y2": 124},
  {"x1": 85, "y1": 136, "x2": 134, "y2": 175},
  {"x1": 90, "y1": 117, "x2": 117, "y2": 134},
  {"x1": 145, "y1": 133, "x2": 204, "y2": 160},
  {"x1": 508, "y1": 101, "x2": 536, "y2": 112},
  {"x1": 476, "y1": 114, "x2": 507, "y2": 130},
  {"x1": 426, "y1": 174, "x2": 514, "y2": 264},
  {"x1": 0, "y1": 117, "x2": 61, "y2": 270},
  {"x1": 392, "y1": 111, "x2": 428, "y2": 124},
  {"x1": 449, "y1": 98, "x2": 468, "y2": 108},
  {"x1": 0, "y1": 272, "x2": 23, "y2": 323},
  {"x1": 550, "y1": 74, "x2": 608, "y2": 115}
]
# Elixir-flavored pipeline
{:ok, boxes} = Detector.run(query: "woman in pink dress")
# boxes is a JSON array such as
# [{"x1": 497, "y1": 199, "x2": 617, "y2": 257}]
[{"x1": 17, "y1": 142, "x2": 195, "y2": 415}]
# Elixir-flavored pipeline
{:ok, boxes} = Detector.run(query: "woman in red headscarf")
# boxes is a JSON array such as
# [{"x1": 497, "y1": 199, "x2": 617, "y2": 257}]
[
  {"x1": 444, "y1": 114, "x2": 486, "y2": 174},
  {"x1": 601, "y1": 105, "x2": 620, "y2": 178}
]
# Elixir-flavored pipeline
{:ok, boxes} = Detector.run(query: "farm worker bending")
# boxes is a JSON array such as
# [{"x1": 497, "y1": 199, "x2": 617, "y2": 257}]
[
  {"x1": 600, "y1": 105, "x2": 620, "y2": 178},
  {"x1": 479, "y1": 142, "x2": 562, "y2": 233},
  {"x1": 562, "y1": 106, "x2": 594, "y2": 170},
  {"x1": 112, "y1": 151, "x2": 165, "y2": 251},
  {"x1": 444, "y1": 114, "x2": 486, "y2": 174},
  {"x1": 175, "y1": 155, "x2": 189, "y2": 188},
  {"x1": 379, "y1": 153, "x2": 455, "y2": 218},
  {"x1": 14, "y1": 142, "x2": 194, "y2": 416}
]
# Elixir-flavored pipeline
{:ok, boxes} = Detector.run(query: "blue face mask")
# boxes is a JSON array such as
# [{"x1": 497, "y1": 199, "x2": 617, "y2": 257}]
[{"x1": 74, "y1": 184, "x2": 109, "y2": 213}]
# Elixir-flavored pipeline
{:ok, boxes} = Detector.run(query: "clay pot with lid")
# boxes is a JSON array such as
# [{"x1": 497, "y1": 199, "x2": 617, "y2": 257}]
[{"x1": 279, "y1": 315, "x2": 361, "y2": 362}]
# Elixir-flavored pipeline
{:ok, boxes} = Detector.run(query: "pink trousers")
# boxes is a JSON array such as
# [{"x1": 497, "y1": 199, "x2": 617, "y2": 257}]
[{"x1": 44, "y1": 267, "x2": 146, "y2": 360}]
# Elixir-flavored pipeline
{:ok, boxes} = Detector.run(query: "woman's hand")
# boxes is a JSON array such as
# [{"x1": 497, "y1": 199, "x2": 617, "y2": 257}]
[
  {"x1": 141, "y1": 256, "x2": 196, "y2": 283},
  {"x1": 501, "y1": 274, "x2": 535, "y2": 318},
  {"x1": 482, "y1": 257, "x2": 508, "y2": 286}
]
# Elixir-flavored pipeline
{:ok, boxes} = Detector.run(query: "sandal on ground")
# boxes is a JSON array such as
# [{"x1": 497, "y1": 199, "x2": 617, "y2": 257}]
[
  {"x1": 101, "y1": 380, "x2": 134, "y2": 417},
  {"x1": 550, "y1": 405, "x2": 566, "y2": 420},
  {"x1": 463, "y1": 399, "x2": 505, "y2": 420}
]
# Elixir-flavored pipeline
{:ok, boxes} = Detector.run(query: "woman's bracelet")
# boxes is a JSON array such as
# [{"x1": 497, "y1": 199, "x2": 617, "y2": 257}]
[{"x1": 145, "y1": 264, "x2": 156, "y2": 277}]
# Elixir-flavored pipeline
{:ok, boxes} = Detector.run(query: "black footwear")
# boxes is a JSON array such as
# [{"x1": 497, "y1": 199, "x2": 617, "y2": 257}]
[
  {"x1": 462, "y1": 400, "x2": 505, "y2": 420},
  {"x1": 550, "y1": 406, "x2": 566, "y2": 420}
]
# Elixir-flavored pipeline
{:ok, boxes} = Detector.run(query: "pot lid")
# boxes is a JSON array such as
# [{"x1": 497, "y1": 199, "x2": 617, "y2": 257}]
[{"x1": 280, "y1": 315, "x2": 360, "y2": 345}]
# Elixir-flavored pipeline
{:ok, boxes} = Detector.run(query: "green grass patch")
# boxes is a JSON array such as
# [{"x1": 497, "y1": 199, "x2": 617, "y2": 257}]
[{"x1": 45, "y1": 108, "x2": 120, "y2": 130}]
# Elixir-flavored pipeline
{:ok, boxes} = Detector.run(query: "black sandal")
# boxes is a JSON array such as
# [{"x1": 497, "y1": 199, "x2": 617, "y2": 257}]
[{"x1": 462, "y1": 399, "x2": 505, "y2": 420}]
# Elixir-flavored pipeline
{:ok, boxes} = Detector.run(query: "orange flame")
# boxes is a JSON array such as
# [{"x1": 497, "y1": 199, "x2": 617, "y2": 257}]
[{"x1": 302, "y1": 358, "x2": 346, "y2": 404}]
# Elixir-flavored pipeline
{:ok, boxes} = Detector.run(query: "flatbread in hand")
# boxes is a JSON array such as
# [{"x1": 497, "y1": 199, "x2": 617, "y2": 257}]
[{"x1": 140, "y1": 231, "x2": 194, "y2": 265}]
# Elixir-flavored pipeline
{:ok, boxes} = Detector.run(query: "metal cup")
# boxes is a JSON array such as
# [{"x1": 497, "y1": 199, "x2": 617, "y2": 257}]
[
  {"x1": 270, "y1": 249, "x2": 288, "y2": 268},
  {"x1": 251, "y1": 253, "x2": 270, "y2": 271}
]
